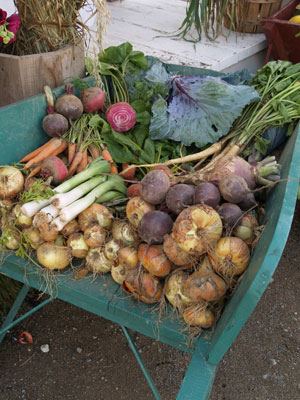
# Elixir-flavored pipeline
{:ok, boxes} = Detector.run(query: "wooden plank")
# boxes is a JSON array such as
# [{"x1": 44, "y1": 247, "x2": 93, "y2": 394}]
[{"x1": 0, "y1": 43, "x2": 85, "y2": 107}]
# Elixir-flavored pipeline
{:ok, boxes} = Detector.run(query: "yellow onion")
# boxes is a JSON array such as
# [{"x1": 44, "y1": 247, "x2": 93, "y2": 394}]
[
  {"x1": 118, "y1": 246, "x2": 138, "y2": 268},
  {"x1": 78, "y1": 204, "x2": 113, "y2": 231},
  {"x1": 104, "y1": 239, "x2": 123, "y2": 261},
  {"x1": 125, "y1": 196, "x2": 155, "y2": 229},
  {"x1": 0, "y1": 166, "x2": 24, "y2": 199},
  {"x1": 233, "y1": 213, "x2": 259, "y2": 247},
  {"x1": 38, "y1": 222, "x2": 59, "y2": 242},
  {"x1": 83, "y1": 224, "x2": 106, "y2": 248},
  {"x1": 67, "y1": 233, "x2": 89, "y2": 258},
  {"x1": 86, "y1": 247, "x2": 113, "y2": 273},
  {"x1": 122, "y1": 268, "x2": 163, "y2": 304},
  {"x1": 208, "y1": 236, "x2": 251, "y2": 278},
  {"x1": 111, "y1": 263, "x2": 137, "y2": 285},
  {"x1": 163, "y1": 234, "x2": 194, "y2": 267},
  {"x1": 61, "y1": 219, "x2": 81, "y2": 236},
  {"x1": 112, "y1": 220, "x2": 136, "y2": 246},
  {"x1": 138, "y1": 243, "x2": 171, "y2": 277},
  {"x1": 164, "y1": 270, "x2": 193, "y2": 309},
  {"x1": 183, "y1": 270, "x2": 227, "y2": 302},
  {"x1": 0, "y1": 199, "x2": 14, "y2": 214},
  {"x1": 183, "y1": 303, "x2": 215, "y2": 328},
  {"x1": 36, "y1": 242, "x2": 71, "y2": 270},
  {"x1": 13, "y1": 204, "x2": 33, "y2": 228},
  {"x1": 2, "y1": 227, "x2": 20, "y2": 250},
  {"x1": 23, "y1": 227, "x2": 44, "y2": 249},
  {"x1": 172, "y1": 205, "x2": 223, "y2": 256}
]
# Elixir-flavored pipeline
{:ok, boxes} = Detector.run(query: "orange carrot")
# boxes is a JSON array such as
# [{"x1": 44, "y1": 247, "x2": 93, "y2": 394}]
[
  {"x1": 126, "y1": 183, "x2": 142, "y2": 198},
  {"x1": 88, "y1": 144, "x2": 100, "y2": 159},
  {"x1": 19, "y1": 139, "x2": 54, "y2": 163},
  {"x1": 101, "y1": 147, "x2": 114, "y2": 163},
  {"x1": 76, "y1": 149, "x2": 88, "y2": 174},
  {"x1": 110, "y1": 164, "x2": 119, "y2": 175},
  {"x1": 26, "y1": 166, "x2": 42, "y2": 180},
  {"x1": 68, "y1": 151, "x2": 83, "y2": 176},
  {"x1": 51, "y1": 141, "x2": 68, "y2": 157},
  {"x1": 23, "y1": 138, "x2": 63, "y2": 169},
  {"x1": 68, "y1": 142, "x2": 77, "y2": 165},
  {"x1": 101, "y1": 147, "x2": 118, "y2": 175},
  {"x1": 120, "y1": 163, "x2": 136, "y2": 180}
]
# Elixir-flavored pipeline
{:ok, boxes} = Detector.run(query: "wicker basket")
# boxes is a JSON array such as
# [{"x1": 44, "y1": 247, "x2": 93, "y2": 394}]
[{"x1": 224, "y1": 0, "x2": 283, "y2": 33}]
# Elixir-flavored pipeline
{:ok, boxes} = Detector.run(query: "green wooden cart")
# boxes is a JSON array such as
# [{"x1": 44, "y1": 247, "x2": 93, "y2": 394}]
[{"x1": 0, "y1": 64, "x2": 299, "y2": 400}]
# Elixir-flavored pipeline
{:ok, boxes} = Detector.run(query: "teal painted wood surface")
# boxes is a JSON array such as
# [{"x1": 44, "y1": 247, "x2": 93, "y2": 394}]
[{"x1": 0, "y1": 64, "x2": 299, "y2": 400}]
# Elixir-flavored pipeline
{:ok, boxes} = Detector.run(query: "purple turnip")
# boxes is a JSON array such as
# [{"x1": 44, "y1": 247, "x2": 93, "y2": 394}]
[
  {"x1": 218, "y1": 175, "x2": 251, "y2": 204},
  {"x1": 140, "y1": 169, "x2": 170, "y2": 205},
  {"x1": 217, "y1": 203, "x2": 243, "y2": 229},
  {"x1": 138, "y1": 210, "x2": 173, "y2": 244},
  {"x1": 193, "y1": 182, "x2": 221, "y2": 209},
  {"x1": 54, "y1": 85, "x2": 83, "y2": 121},
  {"x1": 42, "y1": 112, "x2": 69, "y2": 138},
  {"x1": 166, "y1": 184, "x2": 195, "y2": 215}
]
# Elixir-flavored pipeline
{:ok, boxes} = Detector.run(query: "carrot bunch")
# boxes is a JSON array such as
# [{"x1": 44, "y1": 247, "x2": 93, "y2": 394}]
[{"x1": 20, "y1": 138, "x2": 68, "y2": 178}]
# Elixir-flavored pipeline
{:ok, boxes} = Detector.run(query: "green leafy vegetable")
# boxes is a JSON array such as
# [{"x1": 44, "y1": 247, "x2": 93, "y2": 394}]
[{"x1": 149, "y1": 75, "x2": 259, "y2": 148}]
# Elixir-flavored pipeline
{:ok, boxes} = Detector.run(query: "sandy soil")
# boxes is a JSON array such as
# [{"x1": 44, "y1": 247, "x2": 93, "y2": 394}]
[{"x1": 0, "y1": 203, "x2": 300, "y2": 400}]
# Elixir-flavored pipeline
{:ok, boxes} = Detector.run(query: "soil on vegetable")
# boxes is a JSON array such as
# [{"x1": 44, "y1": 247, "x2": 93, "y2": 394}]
[{"x1": 1, "y1": 203, "x2": 300, "y2": 400}]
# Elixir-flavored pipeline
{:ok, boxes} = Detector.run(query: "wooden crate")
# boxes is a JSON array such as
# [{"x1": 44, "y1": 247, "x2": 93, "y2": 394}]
[
  {"x1": 0, "y1": 42, "x2": 85, "y2": 107},
  {"x1": 224, "y1": 0, "x2": 283, "y2": 33}
]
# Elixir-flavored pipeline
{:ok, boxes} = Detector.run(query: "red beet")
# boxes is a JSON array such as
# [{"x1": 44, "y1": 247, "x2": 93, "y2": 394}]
[
  {"x1": 42, "y1": 113, "x2": 69, "y2": 138},
  {"x1": 40, "y1": 156, "x2": 68, "y2": 185},
  {"x1": 80, "y1": 87, "x2": 106, "y2": 113}
]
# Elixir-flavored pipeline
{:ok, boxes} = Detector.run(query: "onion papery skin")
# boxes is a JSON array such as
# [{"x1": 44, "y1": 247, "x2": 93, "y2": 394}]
[
  {"x1": 183, "y1": 271, "x2": 227, "y2": 302},
  {"x1": 163, "y1": 234, "x2": 194, "y2": 267},
  {"x1": 126, "y1": 196, "x2": 155, "y2": 229},
  {"x1": 208, "y1": 236, "x2": 251, "y2": 277},
  {"x1": 105, "y1": 102, "x2": 136, "y2": 132},
  {"x1": 67, "y1": 233, "x2": 89, "y2": 258},
  {"x1": 122, "y1": 268, "x2": 163, "y2": 304},
  {"x1": 165, "y1": 270, "x2": 193, "y2": 310},
  {"x1": 78, "y1": 204, "x2": 113, "y2": 231},
  {"x1": 36, "y1": 242, "x2": 71, "y2": 270},
  {"x1": 86, "y1": 247, "x2": 113, "y2": 273},
  {"x1": 0, "y1": 166, "x2": 24, "y2": 199},
  {"x1": 183, "y1": 303, "x2": 215, "y2": 328},
  {"x1": 138, "y1": 243, "x2": 172, "y2": 277},
  {"x1": 172, "y1": 205, "x2": 223, "y2": 256}
]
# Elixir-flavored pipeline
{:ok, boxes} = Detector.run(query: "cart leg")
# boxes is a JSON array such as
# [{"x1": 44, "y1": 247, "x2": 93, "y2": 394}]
[
  {"x1": 121, "y1": 325, "x2": 162, "y2": 400},
  {"x1": 0, "y1": 284, "x2": 30, "y2": 344},
  {"x1": 176, "y1": 343, "x2": 217, "y2": 400},
  {"x1": 0, "y1": 284, "x2": 53, "y2": 344}
]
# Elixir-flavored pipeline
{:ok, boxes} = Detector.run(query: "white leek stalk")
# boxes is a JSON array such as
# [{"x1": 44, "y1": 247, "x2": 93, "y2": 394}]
[
  {"x1": 51, "y1": 178, "x2": 127, "y2": 231},
  {"x1": 21, "y1": 160, "x2": 110, "y2": 217},
  {"x1": 33, "y1": 204, "x2": 60, "y2": 227},
  {"x1": 51, "y1": 176, "x2": 106, "y2": 209}
]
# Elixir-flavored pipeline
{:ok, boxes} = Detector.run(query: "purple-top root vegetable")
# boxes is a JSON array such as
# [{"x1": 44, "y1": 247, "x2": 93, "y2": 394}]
[
  {"x1": 80, "y1": 87, "x2": 106, "y2": 113},
  {"x1": 138, "y1": 210, "x2": 173, "y2": 244},
  {"x1": 218, "y1": 175, "x2": 251, "y2": 204},
  {"x1": 166, "y1": 184, "x2": 195, "y2": 214},
  {"x1": 140, "y1": 169, "x2": 170, "y2": 205},
  {"x1": 193, "y1": 182, "x2": 221, "y2": 209},
  {"x1": 40, "y1": 156, "x2": 68, "y2": 185},
  {"x1": 54, "y1": 85, "x2": 83, "y2": 121},
  {"x1": 42, "y1": 111, "x2": 69, "y2": 138},
  {"x1": 217, "y1": 203, "x2": 243, "y2": 229}
]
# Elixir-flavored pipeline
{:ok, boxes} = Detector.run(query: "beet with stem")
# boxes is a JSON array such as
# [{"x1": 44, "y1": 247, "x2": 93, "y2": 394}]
[
  {"x1": 138, "y1": 210, "x2": 173, "y2": 244},
  {"x1": 140, "y1": 169, "x2": 170, "y2": 205},
  {"x1": 166, "y1": 184, "x2": 195, "y2": 214}
]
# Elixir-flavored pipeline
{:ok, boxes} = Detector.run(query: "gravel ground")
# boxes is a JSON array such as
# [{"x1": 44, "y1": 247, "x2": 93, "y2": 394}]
[{"x1": 0, "y1": 203, "x2": 300, "y2": 400}]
